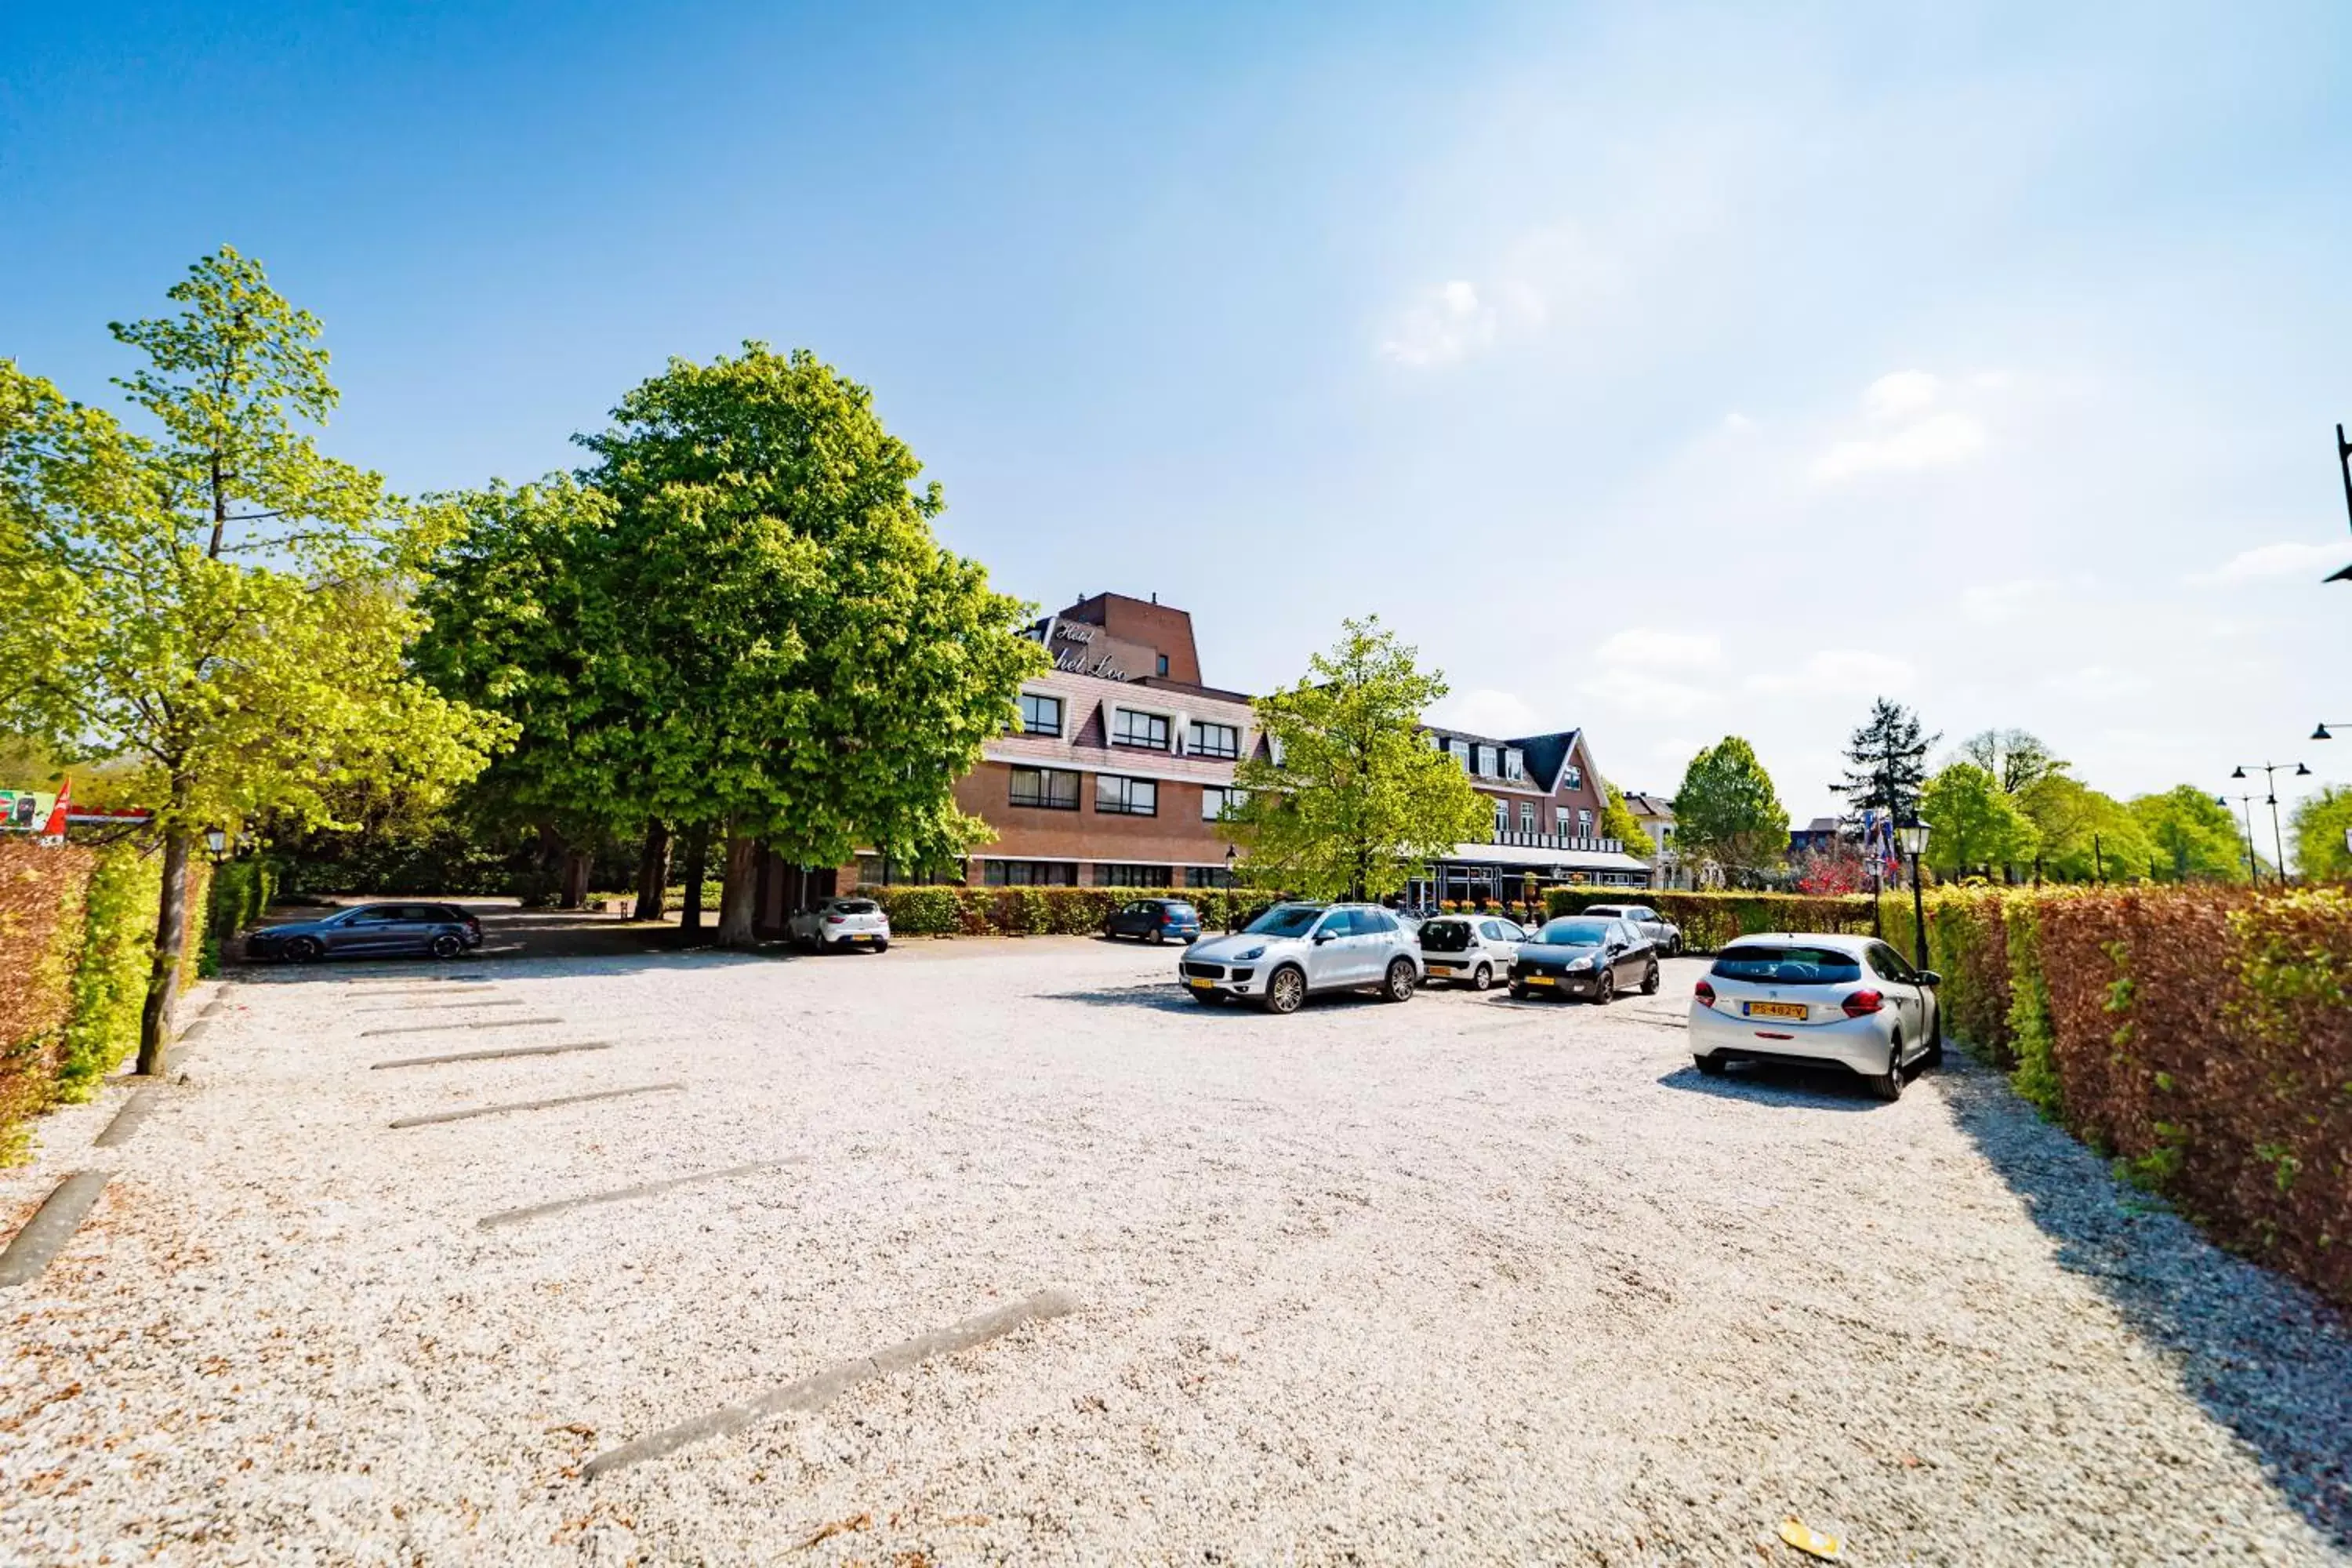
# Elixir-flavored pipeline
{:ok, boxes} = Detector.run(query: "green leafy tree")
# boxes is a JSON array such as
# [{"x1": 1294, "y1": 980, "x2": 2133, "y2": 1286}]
[
  {"x1": 575, "y1": 345, "x2": 1045, "y2": 945},
  {"x1": 0, "y1": 251, "x2": 505, "y2": 1072},
  {"x1": 1671, "y1": 737, "x2": 1790, "y2": 884},
  {"x1": 2129, "y1": 786, "x2": 2256, "y2": 882},
  {"x1": 2291, "y1": 784, "x2": 2352, "y2": 883},
  {"x1": 1956, "y1": 728, "x2": 2068, "y2": 793},
  {"x1": 1835, "y1": 697, "x2": 1937, "y2": 818},
  {"x1": 1226, "y1": 618, "x2": 1490, "y2": 899},
  {"x1": 1921, "y1": 763, "x2": 2038, "y2": 877},
  {"x1": 2016, "y1": 775, "x2": 2154, "y2": 882},
  {"x1": 1599, "y1": 780, "x2": 1650, "y2": 852}
]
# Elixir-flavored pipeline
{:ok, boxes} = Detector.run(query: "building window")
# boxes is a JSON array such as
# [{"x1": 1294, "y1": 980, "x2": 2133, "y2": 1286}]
[
  {"x1": 1009, "y1": 766, "x2": 1081, "y2": 811},
  {"x1": 1187, "y1": 864, "x2": 1240, "y2": 889},
  {"x1": 1203, "y1": 785, "x2": 1243, "y2": 821},
  {"x1": 1450, "y1": 738, "x2": 1470, "y2": 770},
  {"x1": 1563, "y1": 762, "x2": 1583, "y2": 788},
  {"x1": 1493, "y1": 799, "x2": 1509, "y2": 836},
  {"x1": 983, "y1": 859, "x2": 1077, "y2": 886},
  {"x1": 1096, "y1": 775, "x2": 1158, "y2": 816},
  {"x1": 1577, "y1": 808, "x2": 1593, "y2": 835},
  {"x1": 1156, "y1": 653, "x2": 1169, "y2": 677},
  {"x1": 1188, "y1": 720, "x2": 1240, "y2": 760},
  {"x1": 1504, "y1": 749, "x2": 1525, "y2": 782},
  {"x1": 1556, "y1": 806, "x2": 1571, "y2": 838},
  {"x1": 1519, "y1": 803, "x2": 1536, "y2": 833},
  {"x1": 1018, "y1": 693, "x2": 1062, "y2": 737},
  {"x1": 1096, "y1": 863, "x2": 1174, "y2": 887},
  {"x1": 1112, "y1": 709, "x2": 1171, "y2": 750}
]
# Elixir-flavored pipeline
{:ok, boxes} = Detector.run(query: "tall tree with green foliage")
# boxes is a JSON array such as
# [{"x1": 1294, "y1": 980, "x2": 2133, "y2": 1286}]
[
  {"x1": 1671, "y1": 737, "x2": 1790, "y2": 884},
  {"x1": 1834, "y1": 697, "x2": 1936, "y2": 818},
  {"x1": 1599, "y1": 779, "x2": 1650, "y2": 851},
  {"x1": 2129, "y1": 786, "x2": 2256, "y2": 882},
  {"x1": 1922, "y1": 762, "x2": 2038, "y2": 877},
  {"x1": 1956, "y1": 728, "x2": 2067, "y2": 793},
  {"x1": 2016, "y1": 774, "x2": 2154, "y2": 881},
  {"x1": 575, "y1": 344, "x2": 1045, "y2": 945},
  {"x1": 1226, "y1": 618, "x2": 1490, "y2": 899},
  {"x1": 2290, "y1": 785, "x2": 2352, "y2": 882},
  {"x1": 0, "y1": 251, "x2": 506, "y2": 1073}
]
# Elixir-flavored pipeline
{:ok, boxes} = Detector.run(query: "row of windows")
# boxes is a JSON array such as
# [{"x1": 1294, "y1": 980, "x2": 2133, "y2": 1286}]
[
  {"x1": 982, "y1": 860, "x2": 1239, "y2": 888},
  {"x1": 1490, "y1": 800, "x2": 1595, "y2": 837},
  {"x1": 1014, "y1": 694, "x2": 1241, "y2": 760},
  {"x1": 1010, "y1": 768, "x2": 1244, "y2": 821}
]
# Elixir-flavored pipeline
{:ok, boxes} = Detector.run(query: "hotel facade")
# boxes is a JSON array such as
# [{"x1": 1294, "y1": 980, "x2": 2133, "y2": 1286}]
[{"x1": 750, "y1": 592, "x2": 1649, "y2": 931}]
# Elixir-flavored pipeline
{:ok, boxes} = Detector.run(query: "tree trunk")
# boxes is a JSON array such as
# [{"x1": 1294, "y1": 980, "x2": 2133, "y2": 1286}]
[
  {"x1": 679, "y1": 822, "x2": 711, "y2": 935},
  {"x1": 136, "y1": 829, "x2": 194, "y2": 1077},
  {"x1": 559, "y1": 846, "x2": 592, "y2": 909},
  {"x1": 632, "y1": 818, "x2": 670, "y2": 922},
  {"x1": 716, "y1": 826, "x2": 760, "y2": 948}
]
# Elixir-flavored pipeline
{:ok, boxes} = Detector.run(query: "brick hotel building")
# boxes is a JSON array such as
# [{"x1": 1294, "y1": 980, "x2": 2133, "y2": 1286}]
[{"x1": 751, "y1": 592, "x2": 1649, "y2": 931}]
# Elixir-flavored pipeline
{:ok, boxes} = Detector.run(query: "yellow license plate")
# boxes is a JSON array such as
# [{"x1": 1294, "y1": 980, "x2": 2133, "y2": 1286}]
[
  {"x1": 1188, "y1": 978, "x2": 1214, "y2": 989},
  {"x1": 1428, "y1": 964, "x2": 1455, "y2": 974},
  {"x1": 1525, "y1": 975, "x2": 1554, "y2": 986},
  {"x1": 1744, "y1": 1000, "x2": 1806, "y2": 1020}
]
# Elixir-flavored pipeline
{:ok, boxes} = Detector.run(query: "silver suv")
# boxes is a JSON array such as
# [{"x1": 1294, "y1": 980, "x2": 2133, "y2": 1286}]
[{"x1": 1178, "y1": 902, "x2": 1422, "y2": 1014}]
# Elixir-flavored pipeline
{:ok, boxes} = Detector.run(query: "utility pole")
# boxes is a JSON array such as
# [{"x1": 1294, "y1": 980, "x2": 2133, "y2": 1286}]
[{"x1": 2092, "y1": 833, "x2": 2104, "y2": 884}]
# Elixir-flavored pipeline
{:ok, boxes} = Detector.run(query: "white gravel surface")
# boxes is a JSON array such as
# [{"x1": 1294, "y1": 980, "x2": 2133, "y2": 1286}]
[{"x1": 2, "y1": 933, "x2": 2347, "y2": 1566}]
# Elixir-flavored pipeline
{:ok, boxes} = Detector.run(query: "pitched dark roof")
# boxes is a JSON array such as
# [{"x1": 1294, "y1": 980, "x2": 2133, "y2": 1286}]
[{"x1": 1508, "y1": 730, "x2": 1583, "y2": 793}]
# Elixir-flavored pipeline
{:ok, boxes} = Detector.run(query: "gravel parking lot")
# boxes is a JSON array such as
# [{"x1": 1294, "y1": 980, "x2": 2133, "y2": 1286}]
[{"x1": 3, "y1": 924, "x2": 2347, "y2": 1565}]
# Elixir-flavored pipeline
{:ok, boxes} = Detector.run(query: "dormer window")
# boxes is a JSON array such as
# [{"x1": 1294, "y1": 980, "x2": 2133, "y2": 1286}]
[
  {"x1": 1563, "y1": 762, "x2": 1584, "y2": 788},
  {"x1": 1504, "y1": 749, "x2": 1525, "y2": 782},
  {"x1": 1112, "y1": 709, "x2": 1171, "y2": 750}
]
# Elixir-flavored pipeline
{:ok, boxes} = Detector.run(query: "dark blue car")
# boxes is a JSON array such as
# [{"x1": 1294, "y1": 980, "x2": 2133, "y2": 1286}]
[
  {"x1": 245, "y1": 902, "x2": 485, "y2": 963},
  {"x1": 1105, "y1": 898, "x2": 1201, "y2": 945}
]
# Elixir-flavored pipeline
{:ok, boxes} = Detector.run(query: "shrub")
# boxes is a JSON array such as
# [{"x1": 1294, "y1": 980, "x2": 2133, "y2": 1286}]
[
  {"x1": 850, "y1": 884, "x2": 1252, "y2": 940},
  {"x1": 198, "y1": 858, "x2": 274, "y2": 976},
  {"x1": 0, "y1": 842, "x2": 96, "y2": 1160},
  {"x1": 1544, "y1": 887, "x2": 1878, "y2": 951},
  {"x1": 56, "y1": 842, "x2": 166, "y2": 1102}
]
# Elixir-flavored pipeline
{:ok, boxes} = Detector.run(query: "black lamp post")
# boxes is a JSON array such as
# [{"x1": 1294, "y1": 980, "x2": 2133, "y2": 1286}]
[
  {"x1": 2314, "y1": 722, "x2": 2351, "y2": 741},
  {"x1": 2219, "y1": 792, "x2": 2263, "y2": 884},
  {"x1": 2230, "y1": 763, "x2": 2310, "y2": 884},
  {"x1": 2334, "y1": 423, "x2": 2352, "y2": 582},
  {"x1": 1896, "y1": 819, "x2": 1931, "y2": 974}
]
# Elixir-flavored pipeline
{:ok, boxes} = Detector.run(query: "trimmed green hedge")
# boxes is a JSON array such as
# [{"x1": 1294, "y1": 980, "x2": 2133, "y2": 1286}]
[
  {"x1": 850, "y1": 884, "x2": 1257, "y2": 938},
  {"x1": 200, "y1": 858, "x2": 277, "y2": 978},
  {"x1": 56, "y1": 843, "x2": 165, "y2": 1101}
]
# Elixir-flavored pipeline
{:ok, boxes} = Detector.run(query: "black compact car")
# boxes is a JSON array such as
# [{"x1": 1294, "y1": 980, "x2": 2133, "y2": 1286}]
[
  {"x1": 1508, "y1": 915, "x2": 1659, "y2": 1003},
  {"x1": 1105, "y1": 898, "x2": 1202, "y2": 945},
  {"x1": 245, "y1": 902, "x2": 485, "y2": 963}
]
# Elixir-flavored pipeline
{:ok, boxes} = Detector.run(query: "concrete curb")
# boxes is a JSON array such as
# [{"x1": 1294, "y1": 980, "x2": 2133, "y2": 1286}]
[
  {"x1": 0, "y1": 1172, "x2": 113, "y2": 1287},
  {"x1": 477, "y1": 1158, "x2": 801, "y2": 1230},
  {"x1": 390, "y1": 1083, "x2": 682, "y2": 1129},
  {"x1": 359, "y1": 1017, "x2": 561, "y2": 1037},
  {"x1": 583, "y1": 1289, "x2": 1080, "y2": 1476},
  {"x1": 369, "y1": 1041, "x2": 613, "y2": 1071},
  {"x1": 93, "y1": 1087, "x2": 164, "y2": 1149}
]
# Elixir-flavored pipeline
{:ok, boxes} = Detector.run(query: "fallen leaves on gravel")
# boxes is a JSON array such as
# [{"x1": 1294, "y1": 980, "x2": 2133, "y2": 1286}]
[{"x1": 800, "y1": 1511, "x2": 873, "y2": 1549}]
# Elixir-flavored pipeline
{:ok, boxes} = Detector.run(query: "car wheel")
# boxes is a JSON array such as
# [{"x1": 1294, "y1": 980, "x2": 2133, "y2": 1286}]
[
  {"x1": 1380, "y1": 958, "x2": 1415, "y2": 1002},
  {"x1": 1640, "y1": 961, "x2": 1660, "y2": 996},
  {"x1": 1694, "y1": 1054, "x2": 1726, "y2": 1076},
  {"x1": 1150, "y1": 928, "x2": 1165, "y2": 945},
  {"x1": 286, "y1": 936, "x2": 321, "y2": 964},
  {"x1": 1670, "y1": 935, "x2": 1683, "y2": 957},
  {"x1": 1592, "y1": 970, "x2": 1615, "y2": 1005},
  {"x1": 1870, "y1": 1037, "x2": 1905, "y2": 1102},
  {"x1": 429, "y1": 934, "x2": 463, "y2": 960},
  {"x1": 1470, "y1": 962, "x2": 1493, "y2": 992},
  {"x1": 1922, "y1": 999, "x2": 1944, "y2": 1068},
  {"x1": 1262, "y1": 966, "x2": 1307, "y2": 1015},
  {"x1": 1509, "y1": 984, "x2": 1530, "y2": 1000},
  {"x1": 873, "y1": 939, "x2": 889, "y2": 953}
]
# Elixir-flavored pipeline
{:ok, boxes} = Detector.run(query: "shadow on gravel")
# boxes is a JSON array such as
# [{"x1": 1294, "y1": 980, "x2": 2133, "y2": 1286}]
[
  {"x1": 229, "y1": 908, "x2": 800, "y2": 982},
  {"x1": 1044, "y1": 984, "x2": 1400, "y2": 1016},
  {"x1": 1653, "y1": 1061, "x2": 1887, "y2": 1112},
  {"x1": 1942, "y1": 1059, "x2": 2352, "y2": 1548}
]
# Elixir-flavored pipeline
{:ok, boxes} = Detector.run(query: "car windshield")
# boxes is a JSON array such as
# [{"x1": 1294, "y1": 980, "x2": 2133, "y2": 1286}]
[
  {"x1": 1584, "y1": 906, "x2": 1627, "y2": 917},
  {"x1": 1244, "y1": 905, "x2": 1323, "y2": 938},
  {"x1": 832, "y1": 899, "x2": 878, "y2": 914},
  {"x1": 1712, "y1": 946, "x2": 1864, "y2": 985},
  {"x1": 1420, "y1": 919, "x2": 1475, "y2": 952},
  {"x1": 1533, "y1": 919, "x2": 1613, "y2": 947}
]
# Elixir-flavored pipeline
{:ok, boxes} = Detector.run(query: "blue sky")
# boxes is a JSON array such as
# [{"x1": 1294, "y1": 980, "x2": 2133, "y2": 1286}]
[{"x1": 7, "y1": 2, "x2": 2349, "y2": 830}]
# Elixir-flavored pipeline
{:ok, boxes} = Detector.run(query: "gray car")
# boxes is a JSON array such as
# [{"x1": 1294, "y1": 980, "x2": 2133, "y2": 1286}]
[
  {"x1": 245, "y1": 902, "x2": 484, "y2": 963},
  {"x1": 1579, "y1": 902, "x2": 1682, "y2": 956},
  {"x1": 1178, "y1": 902, "x2": 1422, "y2": 1014}
]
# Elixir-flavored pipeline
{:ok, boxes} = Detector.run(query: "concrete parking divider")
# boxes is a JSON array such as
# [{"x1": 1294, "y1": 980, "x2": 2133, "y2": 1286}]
[
  {"x1": 390, "y1": 1083, "x2": 682, "y2": 1129},
  {"x1": 583, "y1": 1288, "x2": 1080, "y2": 1477},
  {"x1": 0, "y1": 1172, "x2": 112, "y2": 1287},
  {"x1": 369, "y1": 1041, "x2": 613, "y2": 1071}
]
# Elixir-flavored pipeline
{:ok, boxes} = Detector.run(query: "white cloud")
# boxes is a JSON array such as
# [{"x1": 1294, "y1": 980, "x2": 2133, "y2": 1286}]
[
  {"x1": 1722, "y1": 412, "x2": 1756, "y2": 434},
  {"x1": 1810, "y1": 368, "x2": 1993, "y2": 481},
  {"x1": 1748, "y1": 648, "x2": 1916, "y2": 696},
  {"x1": 1375, "y1": 223, "x2": 1621, "y2": 368},
  {"x1": 1592, "y1": 627, "x2": 1721, "y2": 669},
  {"x1": 1378, "y1": 279, "x2": 1497, "y2": 368},
  {"x1": 1578, "y1": 670, "x2": 1714, "y2": 718},
  {"x1": 2185, "y1": 540, "x2": 2350, "y2": 586},
  {"x1": 1864, "y1": 369, "x2": 1941, "y2": 420},
  {"x1": 2045, "y1": 664, "x2": 2148, "y2": 701},
  {"x1": 1959, "y1": 578, "x2": 2057, "y2": 623},
  {"x1": 1428, "y1": 686, "x2": 1541, "y2": 737}
]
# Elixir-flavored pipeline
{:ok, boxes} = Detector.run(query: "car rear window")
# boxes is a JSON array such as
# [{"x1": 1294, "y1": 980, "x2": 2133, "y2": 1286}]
[
  {"x1": 1163, "y1": 903, "x2": 1196, "y2": 918},
  {"x1": 1712, "y1": 946, "x2": 1864, "y2": 984},
  {"x1": 833, "y1": 899, "x2": 879, "y2": 914},
  {"x1": 1584, "y1": 906, "x2": 1627, "y2": 917},
  {"x1": 1421, "y1": 919, "x2": 1474, "y2": 952},
  {"x1": 1534, "y1": 919, "x2": 1613, "y2": 946}
]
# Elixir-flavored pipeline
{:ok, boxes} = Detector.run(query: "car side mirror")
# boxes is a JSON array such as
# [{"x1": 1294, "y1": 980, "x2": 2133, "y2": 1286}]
[
  {"x1": 1312, "y1": 931, "x2": 1334, "y2": 945},
  {"x1": 1918, "y1": 969, "x2": 1944, "y2": 987}
]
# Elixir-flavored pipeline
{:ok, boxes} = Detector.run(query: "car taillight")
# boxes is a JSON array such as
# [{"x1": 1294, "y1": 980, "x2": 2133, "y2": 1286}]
[
  {"x1": 1842, "y1": 989, "x2": 1884, "y2": 1018},
  {"x1": 1694, "y1": 980, "x2": 1715, "y2": 1009},
  {"x1": 826, "y1": 915, "x2": 844, "y2": 924}
]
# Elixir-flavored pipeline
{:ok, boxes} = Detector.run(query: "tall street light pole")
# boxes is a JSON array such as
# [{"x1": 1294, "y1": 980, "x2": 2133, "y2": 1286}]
[
  {"x1": 1896, "y1": 820, "x2": 1932, "y2": 975},
  {"x1": 2220, "y1": 793, "x2": 2263, "y2": 884},
  {"x1": 2230, "y1": 763, "x2": 2311, "y2": 884}
]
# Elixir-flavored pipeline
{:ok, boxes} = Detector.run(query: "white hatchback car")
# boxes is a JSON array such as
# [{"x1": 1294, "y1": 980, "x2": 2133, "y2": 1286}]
[
  {"x1": 1178, "y1": 902, "x2": 1422, "y2": 1014},
  {"x1": 1689, "y1": 934, "x2": 1942, "y2": 1101},
  {"x1": 788, "y1": 896, "x2": 891, "y2": 953},
  {"x1": 1416, "y1": 913, "x2": 1527, "y2": 990}
]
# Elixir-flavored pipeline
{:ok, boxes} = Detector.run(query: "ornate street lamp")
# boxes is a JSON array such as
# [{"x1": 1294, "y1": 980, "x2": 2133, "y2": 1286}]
[
  {"x1": 1895, "y1": 820, "x2": 1932, "y2": 974},
  {"x1": 2231, "y1": 763, "x2": 2310, "y2": 884},
  {"x1": 2219, "y1": 793, "x2": 2263, "y2": 884},
  {"x1": 203, "y1": 827, "x2": 228, "y2": 863}
]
